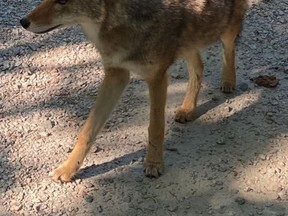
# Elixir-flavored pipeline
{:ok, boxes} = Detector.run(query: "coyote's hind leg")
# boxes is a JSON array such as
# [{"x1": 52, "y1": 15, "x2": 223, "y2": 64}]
[
  {"x1": 175, "y1": 49, "x2": 203, "y2": 123},
  {"x1": 220, "y1": 25, "x2": 241, "y2": 93}
]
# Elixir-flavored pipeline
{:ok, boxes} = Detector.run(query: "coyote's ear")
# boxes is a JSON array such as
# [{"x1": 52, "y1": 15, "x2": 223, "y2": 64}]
[{"x1": 55, "y1": 0, "x2": 69, "y2": 5}]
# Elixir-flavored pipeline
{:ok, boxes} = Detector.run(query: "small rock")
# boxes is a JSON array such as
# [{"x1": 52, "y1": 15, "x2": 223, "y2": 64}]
[
  {"x1": 259, "y1": 154, "x2": 266, "y2": 160},
  {"x1": 33, "y1": 204, "x2": 41, "y2": 212},
  {"x1": 277, "y1": 161, "x2": 286, "y2": 167},
  {"x1": 218, "y1": 166, "x2": 228, "y2": 172},
  {"x1": 207, "y1": 210, "x2": 214, "y2": 215},
  {"x1": 66, "y1": 147, "x2": 73, "y2": 153},
  {"x1": 270, "y1": 100, "x2": 279, "y2": 106},
  {"x1": 284, "y1": 66, "x2": 288, "y2": 73},
  {"x1": 92, "y1": 146, "x2": 103, "y2": 153},
  {"x1": 231, "y1": 189, "x2": 239, "y2": 194},
  {"x1": 228, "y1": 133, "x2": 235, "y2": 139},
  {"x1": 38, "y1": 194, "x2": 49, "y2": 202},
  {"x1": 277, "y1": 190, "x2": 288, "y2": 200},
  {"x1": 39, "y1": 132, "x2": 50, "y2": 137},
  {"x1": 216, "y1": 138, "x2": 226, "y2": 145},
  {"x1": 168, "y1": 205, "x2": 178, "y2": 212},
  {"x1": 85, "y1": 182, "x2": 96, "y2": 189},
  {"x1": 244, "y1": 187, "x2": 253, "y2": 192},
  {"x1": 84, "y1": 194, "x2": 94, "y2": 203},
  {"x1": 171, "y1": 74, "x2": 183, "y2": 79},
  {"x1": 235, "y1": 197, "x2": 246, "y2": 205},
  {"x1": 207, "y1": 90, "x2": 213, "y2": 95},
  {"x1": 28, "y1": 43, "x2": 39, "y2": 51},
  {"x1": 212, "y1": 96, "x2": 219, "y2": 101},
  {"x1": 184, "y1": 205, "x2": 191, "y2": 209},
  {"x1": 123, "y1": 196, "x2": 132, "y2": 203},
  {"x1": 267, "y1": 112, "x2": 274, "y2": 117},
  {"x1": 2, "y1": 62, "x2": 10, "y2": 71},
  {"x1": 227, "y1": 211, "x2": 236, "y2": 216},
  {"x1": 265, "y1": 202, "x2": 273, "y2": 207},
  {"x1": 97, "y1": 205, "x2": 103, "y2": 213},
  {"x1": 10, "y1": 203, "x2": 23, "y2": 212},
  {"x1": 75, "y1": 179, "x2": 82, "y2": 184},
  {"x1": 212, "y1": 180, "x2": 224, "y2": 186},
  {"x1": 226, "y1": 106, "x2": 233, "y2": 112},
  {"x1": 249, "y1": 44, "x2": 257, "y2": 50},
  {"x1": 239, "y1": 82, "x2": 249, "y2": 91},
  {"x1": 17, "y1": 192, "x2": 25, "y2": 202}
]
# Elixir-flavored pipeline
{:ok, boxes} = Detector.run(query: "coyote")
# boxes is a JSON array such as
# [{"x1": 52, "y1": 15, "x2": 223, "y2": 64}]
[{"x1": 21, "y1": 0, "x2": 248, "y2": 182}]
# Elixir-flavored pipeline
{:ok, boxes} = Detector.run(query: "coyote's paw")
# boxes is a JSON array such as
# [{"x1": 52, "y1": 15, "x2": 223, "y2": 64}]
[
  {"x1": 144, "y1": 161, "x2": 163, "y2": 178},
  {"x1": 221, "y1": 81, "x2": 235, "y2": 93},
  {"x1": 174, "y1": 107, "x2": 194, "y2": 123},
  {"x1": 49, "y1": 162, "x2": 78, "y2": 182}
]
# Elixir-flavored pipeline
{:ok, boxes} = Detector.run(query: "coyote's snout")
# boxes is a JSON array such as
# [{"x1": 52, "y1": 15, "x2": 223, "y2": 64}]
[
  {"x1": 20, "y1": 0, "x2": 104, "y2": 34},
  {"x1": 21, "y1": 0, "x2": 248, "y2": 182}
]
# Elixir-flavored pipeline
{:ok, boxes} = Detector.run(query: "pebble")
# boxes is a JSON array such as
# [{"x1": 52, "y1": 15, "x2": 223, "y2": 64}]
[
  {"x1": 207, "y1": 90, "x2": 213, "y2": 95},
  {"x1": 212, "y1": 96, "x2": 219, "y2": 101},
  {"x1": 228, "y1": 133, "x2": 235, "y2": 139},
  {"x1": 1, "y1": 62, "x2": 10, "y2": 71},
  {"x1": 10, "y1": 203, "x2": 23, "y2": 212},
  {"x1": 168, "y1": 205, "x2": 179, "y2": 212},
  {"x1": 265, "y1": 202, "x2": 273, "y2": 207},
  {"x1": 277, "y1": 190, "x2": 288, "y2": 200},
  {"x1": 231, "y1": 189, "x2": 239, "y2": 194},
  {"x1": 239, "y1": 82, "x2": 249, "y2": 91},
  {"x1": 96, "y1": 205, "x2": 103, "y2": 213},
  {"x1": 259, "y1": 154, "x2": 266, "y2": 160},
  {"x1": 33, "y1": 204, "x2": 41, "y2": 212},
  {"x1": 17, "y1": 192, "x2": 25, "y2": 202},
  {"x1": 216, "y1": 138, "x2": 226, "y2": 145},
  {"x1": 235, "y1": 197, "x2": 246, "y2": 205},
  {"x1": 267, "y1": 112, "x2": 274, "y2": 117},
  {"x1": 244, "y1": 187, "x2": 253, "y2": 192},
  {"x1": 207, "y1": 210, "x2": 214, "y2": 215},
  {"x1": 84, "y1": 194, "x2": 94, "y2": 203},
  {"x1": 227, "y1": 211, "x2": 236, "y2": 216},
  {"x1": 270, "y1": 100, "x2": 279, "y2": 106}
]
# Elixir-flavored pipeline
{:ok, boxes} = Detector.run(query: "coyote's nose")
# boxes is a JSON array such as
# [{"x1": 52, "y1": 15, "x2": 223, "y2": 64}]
[{"x1": 20, "y1": 18, "x2": 31, "y2": 29}]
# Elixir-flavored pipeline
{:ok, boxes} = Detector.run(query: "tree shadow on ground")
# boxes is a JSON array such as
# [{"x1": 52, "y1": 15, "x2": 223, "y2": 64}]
[{"x1": 80, "y1": 82, "x2": 288, "y2": 215}]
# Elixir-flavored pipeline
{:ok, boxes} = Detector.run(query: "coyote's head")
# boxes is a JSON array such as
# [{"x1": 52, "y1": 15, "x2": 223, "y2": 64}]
[{"x1": 20, "y1": 0, "x2": 104, "y2": 34}]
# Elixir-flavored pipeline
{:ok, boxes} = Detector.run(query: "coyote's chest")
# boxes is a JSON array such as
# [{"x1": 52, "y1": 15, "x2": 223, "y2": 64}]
[{"x1": 81, "y1": 23, "x2": 158, "y2": 79}]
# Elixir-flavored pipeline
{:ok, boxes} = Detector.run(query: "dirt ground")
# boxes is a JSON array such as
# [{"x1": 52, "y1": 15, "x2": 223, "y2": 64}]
[{"x1": 1, "y1": 0, "x2": 288, "y2": 215}]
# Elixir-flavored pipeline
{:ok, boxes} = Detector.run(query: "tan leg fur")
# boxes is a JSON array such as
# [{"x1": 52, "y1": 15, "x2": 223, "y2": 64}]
[
  {"x1": 50, "y1": 68, "x2": 130, "y2": 182},
  {"x1": 175, "y1": 49, "x2": 204, "y2": 123},
  {"x1": 144, "y1": 71, "x2": 168, "y2": 177}
]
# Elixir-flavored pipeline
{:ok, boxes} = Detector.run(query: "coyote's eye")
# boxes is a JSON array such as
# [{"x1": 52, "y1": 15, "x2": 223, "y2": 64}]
[{"x1": 56, "y1": 0, "x2": 68, "y2": 5}]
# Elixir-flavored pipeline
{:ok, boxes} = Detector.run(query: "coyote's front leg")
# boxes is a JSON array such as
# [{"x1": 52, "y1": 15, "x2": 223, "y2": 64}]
[
  {"x1": 144, "y1": 72, "x2": 168, "y2": 178},
  {"x1": 50, "y1": 68, "x2": 130, "y2": 182}
]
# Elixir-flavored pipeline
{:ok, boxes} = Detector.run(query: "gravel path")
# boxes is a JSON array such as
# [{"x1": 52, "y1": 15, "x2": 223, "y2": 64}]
[{"x1": 1, "y1": 0, "x2": 288, "y2": 215}]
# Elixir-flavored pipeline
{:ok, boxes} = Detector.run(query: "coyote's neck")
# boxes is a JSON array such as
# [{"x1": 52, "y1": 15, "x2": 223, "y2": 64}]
[{"x1": 80, "y1": 23, "x2": 101, "y2": 47}]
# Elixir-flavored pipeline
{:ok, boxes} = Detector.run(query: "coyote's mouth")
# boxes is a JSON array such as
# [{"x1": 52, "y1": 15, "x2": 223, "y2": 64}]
[{"x1": 36, "y1": 24, "x2": 62, "y2": 34}]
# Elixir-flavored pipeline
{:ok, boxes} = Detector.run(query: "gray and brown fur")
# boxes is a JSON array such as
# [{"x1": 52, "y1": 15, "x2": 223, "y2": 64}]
[{"x1": 20, "y1": 0, "x2": 248, "y2": 182}]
